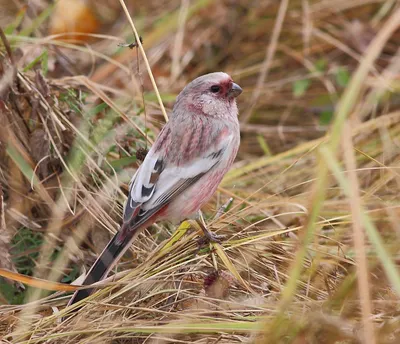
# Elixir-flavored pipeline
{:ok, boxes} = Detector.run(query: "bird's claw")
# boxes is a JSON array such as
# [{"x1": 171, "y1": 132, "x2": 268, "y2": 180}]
[{"x1": 197, "y1": 231, "x2": 225, "y2": 246}]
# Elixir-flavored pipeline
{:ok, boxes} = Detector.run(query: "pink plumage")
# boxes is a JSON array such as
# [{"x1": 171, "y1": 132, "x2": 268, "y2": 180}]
[{"x1": 67, "y1": 72, "x2": 242, "y2": 308}]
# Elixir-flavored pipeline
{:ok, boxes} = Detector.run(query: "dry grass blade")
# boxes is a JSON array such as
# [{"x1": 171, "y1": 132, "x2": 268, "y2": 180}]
[
  {"x1": 2, "y1": 1, "x2": 400, "y2": 343},
  {"x1": 342, "y1": 122, "x2": 375, "y2": 344},
  {"x1": 0, "y1": 268, "x2": 78, "y2": 292},
  {"x1": 118, "y1": 0, "x2": 169, "y2": 123},
  {"x1": 241, "y1": 0, "x2": 289, "y2": 123},
  {"x1": 259, "y1": 6, "x2": 400, "y2": 340}
]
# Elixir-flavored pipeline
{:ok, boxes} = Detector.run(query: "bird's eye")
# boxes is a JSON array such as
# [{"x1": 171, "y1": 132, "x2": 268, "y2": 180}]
[{"x1": 210, "y1": 85, "x2": 221, "y2": 93}]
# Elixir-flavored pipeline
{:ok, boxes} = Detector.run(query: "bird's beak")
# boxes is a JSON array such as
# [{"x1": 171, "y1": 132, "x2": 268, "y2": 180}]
[{"x1": 229, "y1": 83, "x2": 242, "y2": 98}]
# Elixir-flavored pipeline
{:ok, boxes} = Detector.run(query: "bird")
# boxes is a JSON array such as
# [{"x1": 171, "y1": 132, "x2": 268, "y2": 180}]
[{"x1": 67, "y1": 72, "x2": 242, "y2": 308}]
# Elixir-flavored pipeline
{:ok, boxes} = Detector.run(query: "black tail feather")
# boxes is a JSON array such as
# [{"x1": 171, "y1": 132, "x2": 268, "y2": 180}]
[
  {"x1": 67, "y1": 225, "x2": 139, "y2": 308},
  {"x1": 66, "y1": 199, "x2": 167, "y2": 313}
]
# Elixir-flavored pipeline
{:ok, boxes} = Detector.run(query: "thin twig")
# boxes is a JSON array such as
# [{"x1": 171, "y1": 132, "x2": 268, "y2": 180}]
[
  {"x1": 213, "y1": 197, "x2": 233, "y2": 221},
  {"x1": 0, "y1": 27, "x2": 14, "y2": 64},
  {"x1": 118, "y1": 0, "x2": 169, "y2": 123},
  {"x1": 170, "y1": 0, "x2": 190, "y2": 83},
  {"x1": 241, "y1": 0, "x2": 289, "y2": 123}
]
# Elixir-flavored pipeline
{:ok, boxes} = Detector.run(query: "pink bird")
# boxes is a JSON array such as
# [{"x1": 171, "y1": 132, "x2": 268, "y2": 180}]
[{"x1": 67, "y1": 72, "x2": 242, "y2": 307}]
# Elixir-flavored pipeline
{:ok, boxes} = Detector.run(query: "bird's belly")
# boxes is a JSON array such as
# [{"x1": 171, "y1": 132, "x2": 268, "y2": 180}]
[{"x1": 162, "y1": 169, "x2": 227, "y2": 223}]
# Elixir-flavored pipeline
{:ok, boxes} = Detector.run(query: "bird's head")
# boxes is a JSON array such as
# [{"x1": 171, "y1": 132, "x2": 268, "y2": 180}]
[{"x1": 174, "y1": 72, "x2": 242, "y2": 119}]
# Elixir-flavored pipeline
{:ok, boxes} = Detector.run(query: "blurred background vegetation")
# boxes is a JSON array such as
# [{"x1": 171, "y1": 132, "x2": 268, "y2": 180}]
[{"x1": 1, "y1": 0, "x2": 400, "y2": 343}]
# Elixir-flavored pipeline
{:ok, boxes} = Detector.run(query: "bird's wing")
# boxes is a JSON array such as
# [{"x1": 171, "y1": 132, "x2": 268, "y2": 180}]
[
  {"x1": 120, "y1": 128, "x2": 234, "y2": 239},
  {"x1": 66, "y1": 137, "x2": 228, "y2": 307}
]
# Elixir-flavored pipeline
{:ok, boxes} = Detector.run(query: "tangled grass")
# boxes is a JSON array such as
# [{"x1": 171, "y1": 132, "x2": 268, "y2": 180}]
[{"x1": 1, "y1": 0, "x2": 400, "y2": 343}]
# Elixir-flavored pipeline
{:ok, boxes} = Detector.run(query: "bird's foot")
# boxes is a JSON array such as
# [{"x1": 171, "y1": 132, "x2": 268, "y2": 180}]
[
  {"x1": 195, "y1": 217, "x2": 225, "y2": 244},
  {"x1": 202, "y1": 230, "x2": 225, "y2": 244}
]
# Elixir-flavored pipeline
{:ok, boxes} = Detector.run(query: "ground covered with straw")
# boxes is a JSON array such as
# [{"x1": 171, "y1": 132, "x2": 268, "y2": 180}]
[{"x1": 1, "y1": 0, "x2": 400, "y2": 343}]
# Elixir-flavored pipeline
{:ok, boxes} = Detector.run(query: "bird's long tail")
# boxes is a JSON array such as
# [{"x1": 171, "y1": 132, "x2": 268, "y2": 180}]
[{"x1": 67, "y1": 224, "x2": 141, "y2": 307}]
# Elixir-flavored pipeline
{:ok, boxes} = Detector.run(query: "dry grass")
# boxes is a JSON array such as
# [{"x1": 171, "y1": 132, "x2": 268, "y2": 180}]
[{"x1": 1, "y1": 0, "x2": 400, "y2": 343}]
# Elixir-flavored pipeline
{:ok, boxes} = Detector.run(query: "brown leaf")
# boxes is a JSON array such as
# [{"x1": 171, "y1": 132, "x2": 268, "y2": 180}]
[
  {"x1": 29, "y1": 128, "x2": 51, "y2": 178},
  {"x1": 343, "y1": 20, "x2": 376, "y2": 54},
  {"x1": 49, "y1": 0, "x2": 99, "y2": 42},
  {"x1": 91, "y1": 225, "x2": 111, "y2": 256},
  {"x1": 0, "y1": 0, "x2": 19, "y2": 28},
  {"x1": 204, "y1": 270, "x2": 235, "y2": 299},
  {"x1": 0, "y1": 184, "x2": 24, "y2": 289}
]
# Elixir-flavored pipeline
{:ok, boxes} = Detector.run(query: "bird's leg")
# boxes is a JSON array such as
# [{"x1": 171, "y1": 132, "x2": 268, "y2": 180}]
[
  {"x1": 213, "y1": 197, "x2": 233, "y2": 221},
  {"x1": 195, "y1": 210, "x2": 225, "y2": 243}
]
